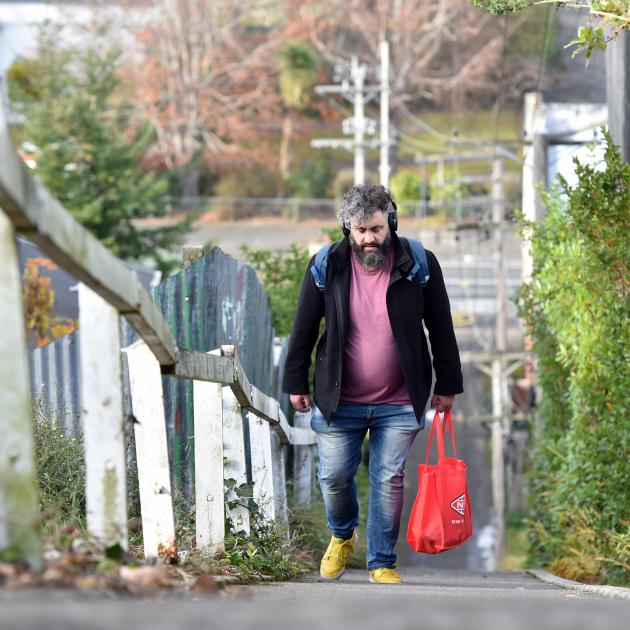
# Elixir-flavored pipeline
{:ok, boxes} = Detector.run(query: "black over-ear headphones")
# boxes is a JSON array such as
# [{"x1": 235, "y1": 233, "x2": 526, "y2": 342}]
[{"x1": 342, "y1": 194, "x2": 398, "y2": 237}]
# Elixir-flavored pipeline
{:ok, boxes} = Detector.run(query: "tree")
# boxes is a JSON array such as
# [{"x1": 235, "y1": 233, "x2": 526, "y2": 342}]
[
  {"x1": 8, "y1": 24, "x2": 191, "y2": 272},
  {"x1": 123, "y1": 0, "x2": 282, "y2": 192},
  {"x1": 292, "y1": 0, "x2": 522, "y2": 111},
  {"x1": 276, "y1": 42, "x2": 320, "y2": 195},
  {"x1": 471, "y1": 0, "x2": 630, "y2": 61}
]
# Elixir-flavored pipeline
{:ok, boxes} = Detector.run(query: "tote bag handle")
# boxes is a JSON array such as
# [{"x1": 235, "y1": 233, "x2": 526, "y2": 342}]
[{"x1": 424, "y1": 409, "x2": 458, "y2": 466}]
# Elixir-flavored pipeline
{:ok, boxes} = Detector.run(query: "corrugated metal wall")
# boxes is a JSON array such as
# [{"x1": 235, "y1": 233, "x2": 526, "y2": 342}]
[
  {"x1": 149, "y1": 247, "x2": 275, "y2": 502},
  {"x1": 29, "y1": 330, "x2": 82, "y2": 435},
  {"x1": 30, "y1": 247, "x2": 279, "y2": 504}
]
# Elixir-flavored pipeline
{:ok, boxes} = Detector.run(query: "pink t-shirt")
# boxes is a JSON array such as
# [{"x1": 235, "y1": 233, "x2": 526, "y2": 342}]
[{"x1": 339, "y1": 248, "x2": 411, "y2": 405}]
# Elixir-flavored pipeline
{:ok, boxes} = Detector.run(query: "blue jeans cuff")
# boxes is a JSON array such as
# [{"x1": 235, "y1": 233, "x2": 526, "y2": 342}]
[{"x1": 332, "y1": 529, "x2": 354, "y2": 540}]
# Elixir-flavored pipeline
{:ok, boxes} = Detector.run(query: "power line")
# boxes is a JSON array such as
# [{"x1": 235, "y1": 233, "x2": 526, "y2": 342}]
[
  {"x1": 311, "y1": 46, "x2": 390, "y2": 186},
  {"x1": 527, "y1": 5, "x2": 560, "y2": 141},
  {"x1": 490, "y1": 15, "x2": 512, "y2": 164}
]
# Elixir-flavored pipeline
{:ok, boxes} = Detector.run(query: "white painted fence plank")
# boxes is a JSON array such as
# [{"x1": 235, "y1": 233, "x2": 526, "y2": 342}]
[
  {"x1": 125, "y1": 340, "x2": 177, "y2": 562},
  {"x1": 270, "y1": 432, "x2": 288, "y2": 525},
  {"x1": 222, "y1": 387, "x2": 250, "y2": 536},
  {"x1": 78, "y1": 283, "x2": 128, "y2": 549},
  {"x1": 293, "y1": 411, "x2": 315, "y2": 507},
  {"x1": 0, "y1": 209, "x2": 41, "y2": 569},
  {"x1": 193, "y1": 350, "x2": 225, "y2": 555},
  {"x1": 247, "y1": 412, "x2": 275, "y2": 523}
]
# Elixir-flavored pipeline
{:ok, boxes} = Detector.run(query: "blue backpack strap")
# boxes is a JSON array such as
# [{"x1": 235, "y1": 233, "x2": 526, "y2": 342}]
[
  {"x1": 403, "y1": 237, "x2": 430, "y2": 287},
  {"x1": 310, "y1": 243, "x2": 333, "y2": 292}
]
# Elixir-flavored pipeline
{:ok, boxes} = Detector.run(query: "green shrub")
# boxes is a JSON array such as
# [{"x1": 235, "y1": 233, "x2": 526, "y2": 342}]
[
  {"x1": 240, "y1": 243, "x2": 311, "y2": 336},
  {"x1": 321, "y1": 225, "x2": 345, "y2": 243},
  {"x1": 471, "y1": 0, "x2": 532, "y2": 14},
  {"x1": 286, "y1": 153, "x2": 333, "y2": 198},
  {"x1": 517, "y1": 131, "x2": 630, "y2": 585},
  {"x1": 389, "y1": 169, "x2": 428, "y2": 217}
]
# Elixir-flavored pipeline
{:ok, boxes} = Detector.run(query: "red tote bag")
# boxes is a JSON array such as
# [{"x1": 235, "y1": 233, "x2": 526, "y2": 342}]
[{"x1": 406, "y1": 410, "x2": 472, "y2": 553}]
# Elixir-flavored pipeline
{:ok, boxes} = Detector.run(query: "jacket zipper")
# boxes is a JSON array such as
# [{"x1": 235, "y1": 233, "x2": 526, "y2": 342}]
[{"x1": 333, "y1": 277, "x2": 346, "y2": 414}]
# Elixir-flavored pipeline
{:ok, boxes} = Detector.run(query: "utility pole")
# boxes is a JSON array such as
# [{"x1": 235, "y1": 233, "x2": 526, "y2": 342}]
[
  {"x1": 606, "y1": 30, "x2": 630, "y2": 162},
  {"x1": 521, "y1": 92, "x2": 547, "y2": 283},
  {"x1": 352, "y1": 57, "x2": 367, "y2": 185},
  {"x1": 379, "y1": 40, "x2": 390, "y2": 187},
  {"x1": 312, "y1": 44, "x2": 391, "y2": 186},
  {"x1": 433, "y1": 150, "x2": 523, "y2": 568},
  {"x1": 491, "y1": 156, "x2": 508, "y2": 561}
]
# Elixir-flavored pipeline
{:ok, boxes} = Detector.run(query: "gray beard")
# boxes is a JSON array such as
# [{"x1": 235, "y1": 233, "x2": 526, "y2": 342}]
[{"x1": 350, "y1": 233, "x2": 392, "y2": 271}]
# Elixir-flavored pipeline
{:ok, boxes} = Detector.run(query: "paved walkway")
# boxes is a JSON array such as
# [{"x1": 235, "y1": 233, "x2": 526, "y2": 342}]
[{"x1": 1, "y1": 568, "x2": 628, "y2": 630}]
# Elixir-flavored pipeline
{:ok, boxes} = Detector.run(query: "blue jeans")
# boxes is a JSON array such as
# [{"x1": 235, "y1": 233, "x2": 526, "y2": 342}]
[{"x1": 310, "y1": 403, "x2": 421, "y2": 570}]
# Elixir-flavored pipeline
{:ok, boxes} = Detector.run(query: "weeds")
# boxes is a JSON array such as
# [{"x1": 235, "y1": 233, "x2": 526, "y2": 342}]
[
  {"x1": 28, "y1": 395, "x2": 327, "y2": 586},
  {"x1": 529, "y1": 508, "x2": 630, "y2": 586},
  {"x1": 32, "y1": 396, "x2": 86, "y2": 532},
  {"x1": 178, "y1": 478, "x2": 315, "y2": 583},
  {"x1": 500, "y1": 511, "x2": 528, "y2": 571}
]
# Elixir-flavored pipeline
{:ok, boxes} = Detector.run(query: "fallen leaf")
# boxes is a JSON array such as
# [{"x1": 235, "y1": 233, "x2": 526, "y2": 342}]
[
  {"x1": 75, "y1": 575, "x2": 101, "y2": 590},
  {"x1": 190, "y1": 574, "x2": 220, "y2": 594},
  {"x1": 119, "y1": 565, "x2": 173, "y2": 592},
  {"x1": 0, "y1": 563, "x2": 20, "y2": 581}
]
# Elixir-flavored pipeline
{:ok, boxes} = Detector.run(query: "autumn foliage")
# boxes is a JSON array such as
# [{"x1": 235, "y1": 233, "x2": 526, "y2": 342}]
[{"x1": 22, "y1": 257, "x2": 76, "y2": 347}]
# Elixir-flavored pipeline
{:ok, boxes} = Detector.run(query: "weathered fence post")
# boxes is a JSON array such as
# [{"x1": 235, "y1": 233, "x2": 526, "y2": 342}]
[
  {"x1": 292, "y1": 411, "x2": 315, "y2": 507},
  {"x1": 270, "y1": 432, "x2": 289, "y2": 526},
  {"x1": 220, "y1": 345, "x2": 251, "y2": 536},
  {"x1": 247, "y1": 411, "x2": 276, "y2": 522},
  {"x1": 78, "y1": 283, "x2": 128, "y2": 549},
  {"x1": 124, "y1": 339, "x2": 177, "y2": 562},
  {"x1": 193, "y1": 349, "x2": 225, "y2": 554},
  {"x1": 223, "y1": 386, "x2": 250, "y2": 536},
  {"x1": 222, "y1": 385, "x2": 251, "y2": 536},
  {"x1": 0, "y1": 208, "x2": 41, "y2": 569}
]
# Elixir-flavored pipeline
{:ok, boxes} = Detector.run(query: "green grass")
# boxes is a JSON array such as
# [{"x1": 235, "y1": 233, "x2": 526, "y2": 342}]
[{"x1": 501, "y1": 511, "x2": 529, "y2": 571}]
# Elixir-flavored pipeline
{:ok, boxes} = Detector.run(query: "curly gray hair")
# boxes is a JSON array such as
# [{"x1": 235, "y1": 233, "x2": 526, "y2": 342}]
[{"x1": 337, "y1": 184, "x2": 393, "y2": 230}]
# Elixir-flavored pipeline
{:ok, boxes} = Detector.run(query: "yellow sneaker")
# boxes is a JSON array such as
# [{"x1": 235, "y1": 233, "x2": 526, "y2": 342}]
[
  {"x1": 319, "y1": 533, "x2": 357, "y2": 581},
  {"x1": 369, "y1": 568, "x2": 403, "y2": 584}
]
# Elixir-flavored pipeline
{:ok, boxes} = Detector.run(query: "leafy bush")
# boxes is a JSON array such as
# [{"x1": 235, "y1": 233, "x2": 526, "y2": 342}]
[
  {"x1": 389, "y1": 169, "x2": 428, "y2": 217},
  {"x1": 517, "y1": 131, "x2": 630, "y2": 585},
  {"x1": 240, "y1": 243, "x2": 311, "y2": 336},
  {"x1": 471, "y1": 0, "x2": 532, "y2": 14},
  {"x1": 321, "y1": 225, "x2": 345, "y2": 243},
  {"x1": 286, "y1": 153, "x2": 333, "y2": 198}
]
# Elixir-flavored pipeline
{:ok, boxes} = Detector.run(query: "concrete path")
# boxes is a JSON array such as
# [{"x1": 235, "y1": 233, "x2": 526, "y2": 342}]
[{"x1": 1, "y1": 568, "x2": 628, "y2": 630}]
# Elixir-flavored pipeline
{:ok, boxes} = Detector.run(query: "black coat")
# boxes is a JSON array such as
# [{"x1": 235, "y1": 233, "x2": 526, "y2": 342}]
[{"x1": 282, "y1": 232, "x2": 464, "y2": 424}]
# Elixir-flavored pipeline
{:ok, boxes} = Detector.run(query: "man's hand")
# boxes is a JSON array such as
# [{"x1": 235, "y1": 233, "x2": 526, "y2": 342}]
[
  {"x1": 431, "y1": 394, "x2": 455, "y2": 413},
  {"x1": 290, "y1": 393, "x2": 312, "y2": 413}
]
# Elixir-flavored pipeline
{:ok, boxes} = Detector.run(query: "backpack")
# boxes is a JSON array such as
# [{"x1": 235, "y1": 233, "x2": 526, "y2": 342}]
[{"x1": 310, "y1": 237, "x2": 430, "y2": 293}]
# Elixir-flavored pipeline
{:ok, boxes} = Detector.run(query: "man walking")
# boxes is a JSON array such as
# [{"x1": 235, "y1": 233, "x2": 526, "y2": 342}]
[{"x1": 283, "y1": 184, "x2": 463, "y2": 584}]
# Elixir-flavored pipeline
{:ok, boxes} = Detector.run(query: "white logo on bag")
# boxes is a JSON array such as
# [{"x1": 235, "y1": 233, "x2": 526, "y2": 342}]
[{"x1": 450, "y1": 494, "x2": 466, "y2": 516}]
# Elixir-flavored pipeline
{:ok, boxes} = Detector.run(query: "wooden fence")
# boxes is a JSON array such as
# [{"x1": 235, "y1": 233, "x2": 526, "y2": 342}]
[{"x1": 0, "y1": 104, "x2": 316, "y2": 570}]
